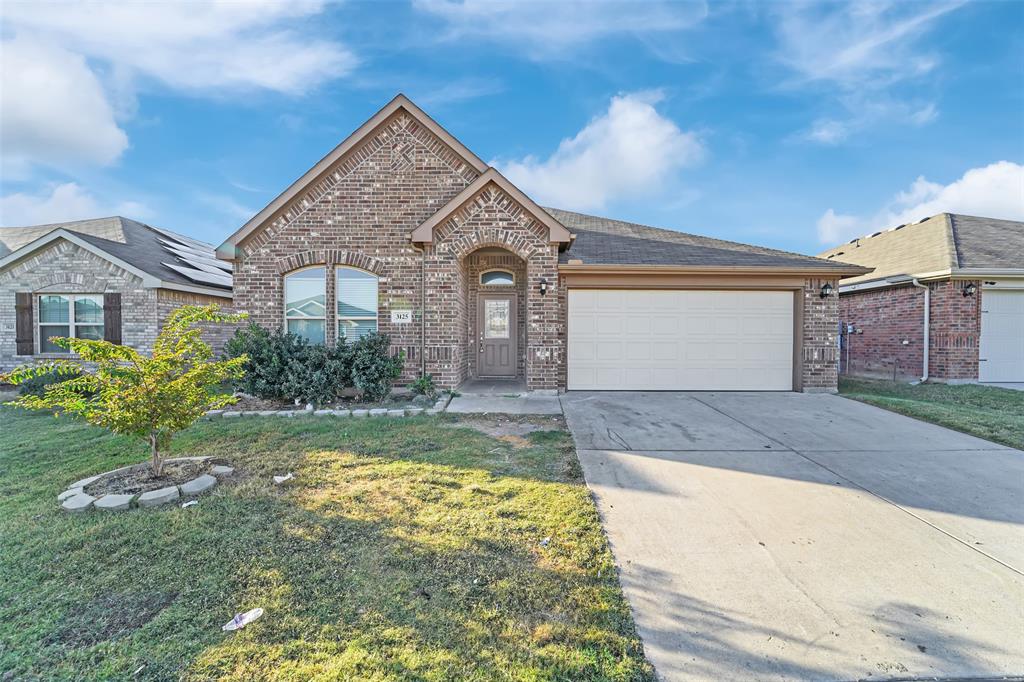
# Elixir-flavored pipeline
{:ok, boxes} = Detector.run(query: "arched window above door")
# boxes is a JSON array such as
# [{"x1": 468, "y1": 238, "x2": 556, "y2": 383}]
[{"x1": 480, "y1": 269, "x2": 515, "y2": 286}]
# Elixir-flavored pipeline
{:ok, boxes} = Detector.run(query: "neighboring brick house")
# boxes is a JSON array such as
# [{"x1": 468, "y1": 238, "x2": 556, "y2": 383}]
[
  {"x1": 818, "y1": 214, "x2": 1024, "y2": 383},
  {"x1": 218, "y1": 94, "x2": 867, "y2": 393},
  {"x1": 0, "y1": 217, "x2": 235, "y2": 373}
]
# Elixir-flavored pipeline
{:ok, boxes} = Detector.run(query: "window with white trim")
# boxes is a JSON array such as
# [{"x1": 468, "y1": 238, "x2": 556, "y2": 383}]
[
  {"x1": 284, "y1": 267, "x2": 326, "y2": 344},
  {"x1": 480, "y1": 269, "x2": 515, "y2": 286},
  {"x1": 37, "y1": 294, "x2": 104, "y2": 353},
  {"x1": 336, "y1": 266, "x2": 378, "y2": 340}
]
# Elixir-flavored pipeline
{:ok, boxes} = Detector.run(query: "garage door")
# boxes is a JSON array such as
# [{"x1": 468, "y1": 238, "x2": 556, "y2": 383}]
[
  {"x1": 979, "y1": 289, "x2": 1024, "y2": 382},
  {"x1": 568, "y1": 289, "x2": 794, "y2": 391}
]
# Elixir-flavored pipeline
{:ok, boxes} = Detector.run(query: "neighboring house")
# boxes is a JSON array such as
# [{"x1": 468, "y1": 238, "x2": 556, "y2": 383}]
[
  {"x1": 818, "y1": 214, "x2": 1024, "y2": 383},
  {"x1": 0, "y1": 217, "x2": 234, "y2": 373},
  {"x1": 217, "y1": 94, "x2": 868, "y2": 393}
]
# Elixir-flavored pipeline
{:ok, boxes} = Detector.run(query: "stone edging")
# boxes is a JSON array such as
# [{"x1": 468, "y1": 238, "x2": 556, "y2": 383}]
[
  {"x1": 59, "y1": 456, "x2": 234, "y2": 514},
  {"x1": 205, "y1": 395, "x2": 450, "y2": 420}
]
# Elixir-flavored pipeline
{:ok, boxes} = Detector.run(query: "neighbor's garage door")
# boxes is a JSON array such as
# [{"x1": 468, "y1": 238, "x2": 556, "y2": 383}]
[
  {"x1": 980, "y1": 289, "x2": 1024, "y2": 382},
  {"x1": 568, "y1": 289, "x2": 794, "y2": 391}
]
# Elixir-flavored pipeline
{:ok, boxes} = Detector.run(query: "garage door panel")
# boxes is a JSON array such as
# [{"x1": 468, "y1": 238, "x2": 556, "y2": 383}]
[
  {"x1": 980, "y1": 290, "x2": 1024, "y2": 382},
  {"x1": 568, "y1": 289, "x2": 794, "y2": 391}
]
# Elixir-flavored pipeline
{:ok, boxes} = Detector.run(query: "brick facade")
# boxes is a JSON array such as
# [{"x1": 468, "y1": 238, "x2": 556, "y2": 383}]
[
  {"x1": 801, "y1": 277, "x2": 841, "y2": 391},
  {"x1": 838, "y1": 279, "x2": 981, "y2": 381},
  {"x1": 0, "y1": 240, "x2": 233, "y2": 374}
]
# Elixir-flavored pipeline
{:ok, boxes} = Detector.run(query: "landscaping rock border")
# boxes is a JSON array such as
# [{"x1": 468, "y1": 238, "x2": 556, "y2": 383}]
[
  {"x1": 205, "y1": 395, "x2": 449, "y2": 420},
  {"x1": 58, "y1": 456, "x2": 236, "y2": 513}
]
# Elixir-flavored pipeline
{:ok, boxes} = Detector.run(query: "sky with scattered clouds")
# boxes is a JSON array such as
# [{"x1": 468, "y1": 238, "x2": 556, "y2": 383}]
[{"x1": 1, "y1": 0, "x2": 1021, "y2": 253}]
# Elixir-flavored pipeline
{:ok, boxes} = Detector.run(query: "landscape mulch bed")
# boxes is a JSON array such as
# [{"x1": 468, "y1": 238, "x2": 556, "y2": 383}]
[{"x1": 83, "y1": 458, "x2": 221, "y2": 496}]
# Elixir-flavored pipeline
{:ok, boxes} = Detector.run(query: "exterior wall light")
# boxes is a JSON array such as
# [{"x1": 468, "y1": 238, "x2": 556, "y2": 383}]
[
  {"x1": 539, "y1": 278, "x2": 549, "y2": 296},
  {"x1": 820, "y1": 282, "x2": 834, "y2": 298},
  {"x1": 962, "y1": 282, "x2": 976, "y2": 297}
]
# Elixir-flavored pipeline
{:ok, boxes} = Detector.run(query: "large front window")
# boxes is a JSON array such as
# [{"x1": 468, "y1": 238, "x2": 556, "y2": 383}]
[
  {"x1": 284, "y1": 267, "x2": 326, "y2": 344},
  {"x1": 38, "y1": 294, "x2": 104, "y2": 353},
  {"x1": 336, "y1": 266, "x2": 378, "y2": 340}
]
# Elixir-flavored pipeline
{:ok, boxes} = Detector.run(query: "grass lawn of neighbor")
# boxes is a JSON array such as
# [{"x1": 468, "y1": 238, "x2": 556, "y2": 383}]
[
  {"x1": 838, "y1": 377, "x2": 1024, "y2": 450},
  {"x1": 0, "y1": 408, "x2": 653, "y2": 681}
]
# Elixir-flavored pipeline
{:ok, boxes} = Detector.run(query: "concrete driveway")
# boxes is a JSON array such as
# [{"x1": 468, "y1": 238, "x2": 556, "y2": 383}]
[{"x1": 561, "y1": 391, "x2": 1024, "y2": 681}]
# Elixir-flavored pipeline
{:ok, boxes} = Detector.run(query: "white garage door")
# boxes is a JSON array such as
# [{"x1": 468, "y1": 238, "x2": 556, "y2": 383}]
[
  {"x1": 980, "y1": 290, "x2": 1024, "y2": 382},
  {"x1": 568, "y1": 289, "x2": 794, "y2": 391}
]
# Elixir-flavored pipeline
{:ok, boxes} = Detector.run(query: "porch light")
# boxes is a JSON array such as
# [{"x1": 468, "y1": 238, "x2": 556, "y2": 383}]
[
  {"x1": 539, "y1": 278, "x2": 549, "y2": 296},
  {"x1": 962, "y1": 282, "x2": 976, "y2": 297},
  {"x1": 820, "y1": 282, "x2": 834, "y2": 298}
]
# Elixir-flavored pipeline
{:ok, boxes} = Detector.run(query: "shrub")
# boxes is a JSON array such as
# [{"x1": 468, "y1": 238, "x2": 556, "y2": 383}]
[
  {"x1": 409, "y1": 373, "x2": 437, "y2": 400},
  {"x1": 17, "y1": 365, "x2": 84, "y2": 397},
  {"x1": 350, "y1": 333, "x2": 404, "y2": 402},
  {"x1": 223, "y1": 323, "x2": 307, "y2": 399},
  {"x1": 2, "y1": 305, "x2": 248, "y2": 475},
  {"x1": 282, "y1": 342, "x2": 352, "y2": 407}
]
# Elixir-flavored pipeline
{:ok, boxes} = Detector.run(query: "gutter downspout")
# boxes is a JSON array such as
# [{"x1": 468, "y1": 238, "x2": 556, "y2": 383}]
[{"x1": 911, "y1": 279, "x2": 929, "y2": 382}]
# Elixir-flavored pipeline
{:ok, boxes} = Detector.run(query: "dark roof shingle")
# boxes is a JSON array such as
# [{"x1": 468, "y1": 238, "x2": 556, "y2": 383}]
[{"x1": 550, "y1": 208, "x2": 863, "y2": 271}]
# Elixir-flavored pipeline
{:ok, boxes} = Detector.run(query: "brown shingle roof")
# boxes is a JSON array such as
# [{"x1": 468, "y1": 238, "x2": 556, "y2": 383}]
[
  {"x1": 552, "y1": 208, "x2": 867, "y2": 273},
  {"x1": 817, "y1": 213, "x2": 1024, "y2": 285}
]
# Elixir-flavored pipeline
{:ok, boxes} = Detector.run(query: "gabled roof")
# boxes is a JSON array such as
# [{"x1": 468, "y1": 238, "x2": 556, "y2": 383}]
[
  {"x1": 0, "y1": 216, "x2": 232, "y2": 296},
  {"x1": 551, "y1": 208, "x2": 870, "y2": 275},
  {"x1": 817, "y1": 213, "x2": 1024, "y2": 285},
  {"x1": 411, "y1": 168, "x2": 572, "y2": 244},
  {"x1": 218, "y1": 94, "x2": 489, "y2": 259}
]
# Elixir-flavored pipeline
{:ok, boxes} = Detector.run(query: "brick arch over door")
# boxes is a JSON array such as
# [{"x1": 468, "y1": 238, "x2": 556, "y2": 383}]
[{"x1": 275, "y1": 250, "x2": 385, "y2": 276}]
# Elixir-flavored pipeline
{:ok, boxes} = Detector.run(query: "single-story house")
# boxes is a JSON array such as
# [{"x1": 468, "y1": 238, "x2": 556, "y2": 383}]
[
  {"x1": 818, "y1": 213, "x2": 1024, "y2": 383},
  {"x1": 0, "y1": 216, "x2": 234, "y2": 373},
  {"x1": 216, "y1": 94, "x2": 869, "y2": 393}
]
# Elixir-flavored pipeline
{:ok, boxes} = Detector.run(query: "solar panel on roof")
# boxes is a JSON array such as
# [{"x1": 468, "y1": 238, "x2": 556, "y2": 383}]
[
  {"x1": 162, "y1": 262, "x2": 232, "y2": 287},
  {"x1": 163, "y1": 245, "x2": 232, "y2": 272}
]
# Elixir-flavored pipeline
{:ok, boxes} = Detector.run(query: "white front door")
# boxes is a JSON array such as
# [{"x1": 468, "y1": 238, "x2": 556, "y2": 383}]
[
  {"x1": 979, "y1": 289, "x2": 1024, "y2": 382},
  {"x1": 568, "y1": 289, "x2": 794, "y2": 391}
]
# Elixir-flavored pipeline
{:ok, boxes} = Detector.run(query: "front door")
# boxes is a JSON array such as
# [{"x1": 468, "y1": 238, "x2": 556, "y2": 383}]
[{"x1": 478, "y1": 293, "x2": 517, "y2": 377}]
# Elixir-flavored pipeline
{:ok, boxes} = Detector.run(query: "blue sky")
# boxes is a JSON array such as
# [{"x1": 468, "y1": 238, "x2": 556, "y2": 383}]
[{"x1": 1, "y1": 1, "x2": 1022, "y2": 254}]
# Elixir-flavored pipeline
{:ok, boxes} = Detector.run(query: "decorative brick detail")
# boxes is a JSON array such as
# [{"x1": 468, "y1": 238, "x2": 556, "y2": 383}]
[
  {"x1": 838, "y1": 279, "x2": 980, "y2": 381},
  {"x1": 801, "y1": 277, "x2": 840, "y2": 391},
  {"x1": 275, "y1": 250, "x2": 385, "y2": 275}
]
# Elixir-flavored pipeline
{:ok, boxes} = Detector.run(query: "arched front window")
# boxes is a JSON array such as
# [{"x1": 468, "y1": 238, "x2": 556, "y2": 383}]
[
  {"x1": 284, "y1": 267, "x2": 326, "y2": 344},
  {"x1": 336, "y1": 266, "x2": 378, "y2": 340},
  {"x1": 480, "y1": 269, "x2": 515, "y2": 286}
]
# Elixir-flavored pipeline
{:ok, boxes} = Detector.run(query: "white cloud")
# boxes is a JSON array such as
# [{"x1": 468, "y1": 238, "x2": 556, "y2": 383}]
[
  {"x1": 0, "y1": 182, "x2": 150, "y2": 227},
  {"x1": 1, "y1": 1, "x2": 353, "y2": 175},
  {"x1": 1, "y1": 37, "x2": 129, "y2": 178},
  {"x1": 772, "y1": 1, "x2": 963, "y2": 143},
  {"x1": 817, "y1": 161, "x2": 1024, "y2": 244},
  {"x1": 773, "y1": 1, "x2": 962, "y2": 88},
  {"x1": 496, "y1": 91, "x2": 704, "y2": 211},
  {"x1": 413, "y1": 0, "x2": 706, "y2": 56}
]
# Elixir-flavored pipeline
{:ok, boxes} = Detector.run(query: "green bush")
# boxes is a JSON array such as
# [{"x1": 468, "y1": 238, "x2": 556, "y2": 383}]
[
  {"x1": 351, "y1": 333, "x2": 404, "y2": 402},
  {"x1": 409, "y1": 373, "x2": 437, "y2": 400},
  {"x1": 223, "y1": 323, "x2": 307, "y2": 399},
  {"x1": 16, "y1": 365, "x2": 84, "y2": 397},
  {"x1": 282, "y1": 342, "x2": 352, "y2": 407}
]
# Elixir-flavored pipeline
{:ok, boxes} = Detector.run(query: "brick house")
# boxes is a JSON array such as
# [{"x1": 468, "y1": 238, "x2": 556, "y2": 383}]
[
  {"x1": 818, "y1": 214, "x2": 1024, "y2": 383},
  {"x1": 217, "y1": 94, "x2": 868, "y2": 393},
  {"x1": 0, "y1": 217, "x2": 234, "y2": 373}
]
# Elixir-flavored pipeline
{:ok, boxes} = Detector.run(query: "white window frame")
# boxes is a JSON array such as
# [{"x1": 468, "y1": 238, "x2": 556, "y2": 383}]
[
  {"x1": 283, "y1": 266, "x2": 327, "y2": 344},
  {"x1": 335, "y1": 265, "x2": 378, "y2": 340},
  {"x1": 480, "y1": 268, "x2": 516, "y2": 286},
  {"x1": 37, "y1": 293, "x2": 104, "y2": 354}
]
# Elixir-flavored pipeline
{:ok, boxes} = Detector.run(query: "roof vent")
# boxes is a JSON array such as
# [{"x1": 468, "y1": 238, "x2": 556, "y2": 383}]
[{"x1": 869, "y1": 231, "x2": 882, "y2": 237}]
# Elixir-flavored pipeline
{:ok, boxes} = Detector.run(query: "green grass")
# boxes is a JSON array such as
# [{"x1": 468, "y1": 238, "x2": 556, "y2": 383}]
[
  {"x1": 0, "y1": 409, "x2": 653, "y2": 681},
  {"x1": 839, "y1": 377, "x2": 1024, "y2": 450}
]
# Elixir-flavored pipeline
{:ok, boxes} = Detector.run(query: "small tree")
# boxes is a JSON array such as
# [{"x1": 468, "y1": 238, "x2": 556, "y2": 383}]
[{"x1": 2, "y1": 305, "x2": 248, "y2": 476}]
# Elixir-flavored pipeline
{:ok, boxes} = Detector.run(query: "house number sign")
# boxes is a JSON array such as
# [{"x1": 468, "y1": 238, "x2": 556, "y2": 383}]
[{"x1": 391, "y1": 310, "x2": 413, "y2": 324}]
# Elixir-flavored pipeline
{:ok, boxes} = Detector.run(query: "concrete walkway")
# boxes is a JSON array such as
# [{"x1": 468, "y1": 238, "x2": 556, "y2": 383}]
[
  {"x1": 446, "y1": 378, "x2": 563, "y2": 415},
  {"x1": 561, "y1": 391, "x2": 1024, "y2": 681}
]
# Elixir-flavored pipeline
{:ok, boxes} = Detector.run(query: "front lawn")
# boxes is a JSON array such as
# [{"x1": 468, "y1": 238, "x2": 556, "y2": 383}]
[
  {"x1": 838, "y1": 377, "x2": 1024, "y2": 450},
  {"x1": 0, "y1": 409, "x2": 653, "y2": 681}
]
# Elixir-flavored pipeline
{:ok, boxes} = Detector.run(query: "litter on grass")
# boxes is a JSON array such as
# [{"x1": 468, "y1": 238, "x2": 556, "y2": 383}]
[
  {"x1": 539, "y1": 537, "x2": 551, "y2": 548},
  {"x1": 222, "y1": 607, "x2": 263, "y2": 632},
  {"x1": 273, "y1": 473, "x2": 294, "y2": 485},
  {"x1": 181, "y1": 500, "x2": 198, "y2": 509}
]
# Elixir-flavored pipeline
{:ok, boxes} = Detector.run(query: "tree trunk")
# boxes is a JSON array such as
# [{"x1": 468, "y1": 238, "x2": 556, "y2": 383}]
[{"x1": 150, "y1": 434, "x2": 163, "y2": 477}]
